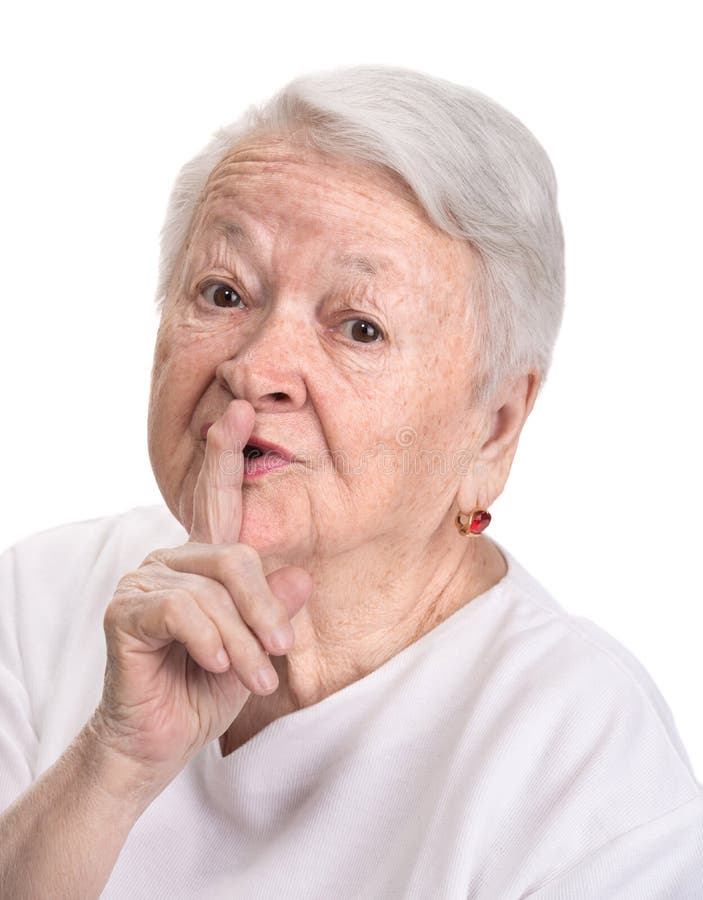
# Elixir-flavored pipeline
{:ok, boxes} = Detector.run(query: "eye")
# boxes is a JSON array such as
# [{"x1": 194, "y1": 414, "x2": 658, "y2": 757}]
[
  {"x1": 339, "y1": 319, "x2": 383, "y2": 343},
  {"x1": 201, "y1": 282, "x2": 246, "y2": 309}
]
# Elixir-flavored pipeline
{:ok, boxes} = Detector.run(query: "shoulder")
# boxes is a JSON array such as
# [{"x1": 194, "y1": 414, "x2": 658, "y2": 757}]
[
  {"x1": 0, "y1": 505, "x2": 189, "y2": 745},
  {"x1": 529, "y1": 550, "x2": 693, "y2": 773},
  {"x1": 490, "y1": 542, "x2": 698, "y2": 784},
  {"x1": 4, "y1": 504, "x2": 188, "y2": 590},
  {"x1": 445, "y1": 541, "x2": 703, "y2": 889},
  {"x1": 1, "y1": 502, "x2": 188, "y2": 602},
  {"x1": 469, "y1": 542, "x2": 702, "y2": 862}
]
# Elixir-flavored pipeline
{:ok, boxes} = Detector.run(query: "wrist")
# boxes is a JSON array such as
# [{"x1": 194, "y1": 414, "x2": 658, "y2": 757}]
[{"x1": 78, "y1": 713, "x2": 170, "y2": 820}]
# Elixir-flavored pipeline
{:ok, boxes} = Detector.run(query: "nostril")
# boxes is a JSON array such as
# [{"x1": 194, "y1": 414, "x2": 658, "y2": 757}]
[{"x1": 271, "y1": 392, "x2": 287, "y2": 401}]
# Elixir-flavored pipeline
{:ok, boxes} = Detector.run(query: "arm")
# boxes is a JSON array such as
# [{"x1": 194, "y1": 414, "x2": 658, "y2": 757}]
[
  {"x1": 0, "y1": 403, "x2": 309, "y2": 897},
  {"x1": 0, "y1": 713, "x2": 169, "y2": 900}
]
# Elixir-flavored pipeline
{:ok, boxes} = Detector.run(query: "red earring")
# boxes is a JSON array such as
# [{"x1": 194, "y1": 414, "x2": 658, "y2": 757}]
[{"x1": 455, "y1": 507, "x2": 491, "y2": 536}]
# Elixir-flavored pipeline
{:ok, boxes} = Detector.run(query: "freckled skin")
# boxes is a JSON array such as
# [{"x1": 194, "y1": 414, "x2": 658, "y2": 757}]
[{"x1": 147, "y1": 137, "x2": 539, "y2": 753}]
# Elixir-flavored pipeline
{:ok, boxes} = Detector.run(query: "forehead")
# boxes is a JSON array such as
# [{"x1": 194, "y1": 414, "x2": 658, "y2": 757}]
[
  {"x1": 202, "y1": 137, "x2": 421, "y2": 218},
  {"x1": 190, "y1": 138, "x2": 468, "y2": 273}
]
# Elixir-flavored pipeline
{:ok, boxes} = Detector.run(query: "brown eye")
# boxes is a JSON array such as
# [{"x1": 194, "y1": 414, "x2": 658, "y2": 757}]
[
  {"x1": 202, "y1": 283, "x2": 245, "y2": 308},
  {"x1": 341, "y1": 319, "x2": 383, "y2": 343}
]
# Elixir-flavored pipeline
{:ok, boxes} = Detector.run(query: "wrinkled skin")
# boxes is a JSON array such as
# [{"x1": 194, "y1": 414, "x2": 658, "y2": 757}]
[{"x1": 147, "y1": 136, "x2": 539, "y2": 754}]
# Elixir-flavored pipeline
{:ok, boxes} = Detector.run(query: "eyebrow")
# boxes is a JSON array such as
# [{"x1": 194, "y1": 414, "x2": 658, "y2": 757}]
[
  {"x1": 212, "y1": 219, "x2": 395, "y2": 280},
  {"x1": 212, "y1": 220, "x2": 253, "y2": 249}
]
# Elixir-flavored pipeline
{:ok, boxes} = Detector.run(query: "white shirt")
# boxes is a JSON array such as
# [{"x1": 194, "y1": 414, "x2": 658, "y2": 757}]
[{"x1": 1, "y1": 504, "x2": 702, "y2": 898}]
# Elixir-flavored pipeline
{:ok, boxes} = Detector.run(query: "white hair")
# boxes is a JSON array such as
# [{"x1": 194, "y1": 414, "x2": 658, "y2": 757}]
[{"x1": 155, "y1": 65, "x2": 565, "y2": 408}]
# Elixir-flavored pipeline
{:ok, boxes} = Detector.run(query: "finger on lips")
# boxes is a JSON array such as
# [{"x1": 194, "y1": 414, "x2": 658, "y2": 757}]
[
  {"x1": 189, "y1": 399, "x2": 256, "y2": 545},
  {"x1": 178, "y1": 399, "x2": 285, "y2": 691}
]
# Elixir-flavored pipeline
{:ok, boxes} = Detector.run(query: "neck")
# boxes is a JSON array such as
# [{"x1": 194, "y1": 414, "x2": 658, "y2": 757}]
[{"x1": 220, "y1": 525, "x2": 507, "y2": 757}]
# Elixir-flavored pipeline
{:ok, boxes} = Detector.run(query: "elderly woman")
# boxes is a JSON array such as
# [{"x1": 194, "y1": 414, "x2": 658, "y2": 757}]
[{"x1": 1, "y1": 66, "x2": 701, "y2": 899}]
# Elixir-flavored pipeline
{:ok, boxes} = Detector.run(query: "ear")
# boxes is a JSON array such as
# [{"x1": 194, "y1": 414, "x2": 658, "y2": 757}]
[{"x1": 457, "y1": 371, "x2": 541, "y2": 512}]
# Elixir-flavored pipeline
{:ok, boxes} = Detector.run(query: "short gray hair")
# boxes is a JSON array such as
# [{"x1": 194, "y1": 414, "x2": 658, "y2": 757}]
[{"x1": 156, "y1": 65, "x2": 565, "y2": 408}]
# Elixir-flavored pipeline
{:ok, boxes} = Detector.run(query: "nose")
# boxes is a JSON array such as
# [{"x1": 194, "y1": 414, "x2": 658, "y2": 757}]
[{"x1": 214, "y1": 309, "x2": 308, "y2": 413}]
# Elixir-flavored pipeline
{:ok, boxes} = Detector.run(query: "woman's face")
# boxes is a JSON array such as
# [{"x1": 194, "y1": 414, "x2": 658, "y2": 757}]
[{"x1": 148, "y1": 137, "x2": 485, "y2": 565}]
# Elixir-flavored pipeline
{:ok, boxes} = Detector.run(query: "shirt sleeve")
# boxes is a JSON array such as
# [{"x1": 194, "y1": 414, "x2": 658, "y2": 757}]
[
  {"x1": 0, "y1": 546, "x2": 39, "y2": 815},
  {"x1": 524, "y1": 793, "x2": 703, "y2": 899}
]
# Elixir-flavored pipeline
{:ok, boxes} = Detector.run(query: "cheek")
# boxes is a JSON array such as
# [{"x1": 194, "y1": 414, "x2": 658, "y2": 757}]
[
  {"x1": 148, "y1": 333, "x2": 217, "y2": 487},
  {"x1": 316, "y1": 383, "x2": 384, "y2": 459},
  {"x1": 152, "y1": 331, "x2": 214, "y2": 415}
]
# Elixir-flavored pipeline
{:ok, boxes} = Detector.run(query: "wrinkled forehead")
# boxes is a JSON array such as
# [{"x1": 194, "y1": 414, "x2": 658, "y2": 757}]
[
  {"x1": 194, "y1": 139, "x2": 446, "y2": 243},
  {"x1": 180, "y1": 137, "x2": 477, "y2": 305},
  {"x1": 202, "y1": 134, "x2": 422, "y2": 212}
]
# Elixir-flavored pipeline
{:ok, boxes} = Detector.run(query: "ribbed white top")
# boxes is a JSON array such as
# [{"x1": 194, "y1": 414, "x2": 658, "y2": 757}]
[{"x1": 1, "y1": 505, "x2": 702, "y2": 898}]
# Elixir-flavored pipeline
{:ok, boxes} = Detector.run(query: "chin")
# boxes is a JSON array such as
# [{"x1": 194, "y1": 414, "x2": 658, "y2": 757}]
[
  {"x1": 240, "y1": 498, "x2": 311, "y2": 567},
  {"x1": 238, "y1": 514, "x2": 292, "y2": 557}
]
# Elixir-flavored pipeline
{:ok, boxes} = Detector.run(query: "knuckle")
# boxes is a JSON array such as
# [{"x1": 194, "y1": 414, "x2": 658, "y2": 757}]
[
  {"x1": 161, "y1": 604, "x2": 182, "y2": 640},
  {"x1": 212, "y1": 546, "x2": 259, "y2": 588},
  {"x1": 162, "y1": 587, "x2": 191, "y2": 619},
  {"x1": 237, "y1": 593, "x2": 283, "y2": 648},
  {"x1": 208, "y1": 548, "x2": 231, "y2": 584},
  {"x1": 232, "y1": 542, "x2": 261, "y2": 571},
  {"x1": 103, "y1": 587, "x2": 132, "y2": 632},
  {"x1": 209, "y1": 582, "x2": 236, "y2": 615},
  {"x1": 190, "y1": 619, "x2": 221, "y2": 651},
  {"x1": 102, "y1": 602, "x2": 117, "y2": 633},
  {"x1": 140, "y1": 547, "x2": 169, "y2": 567},
  {"x1": 115, "y1": 571, "x2": 143, "y2": 593}
]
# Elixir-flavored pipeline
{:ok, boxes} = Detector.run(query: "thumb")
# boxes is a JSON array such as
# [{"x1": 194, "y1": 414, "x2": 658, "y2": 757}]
[
  {"x1": 189, "y1": 399, "x2": 256, "y2": 544},
  {"x1": 266, "y1": 566, "x2": 314, "y2": 620}
]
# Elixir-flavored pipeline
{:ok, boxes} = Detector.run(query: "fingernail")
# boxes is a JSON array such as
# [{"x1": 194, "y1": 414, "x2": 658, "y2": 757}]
[
  {"x1": 215, "y1": 649, "x2": 230, "y2": 669},
  {"x1": 256, "y1": 666, "x2": 279, "y2": 692},
  {"x1": 269, "y1": 624, "x2": 294, "y2": 653}
]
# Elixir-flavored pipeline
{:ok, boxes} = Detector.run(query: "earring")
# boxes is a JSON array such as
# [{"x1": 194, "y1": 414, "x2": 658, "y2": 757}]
[{"x1": 455, "y1": 506, "x2": 491, "y2": 536}]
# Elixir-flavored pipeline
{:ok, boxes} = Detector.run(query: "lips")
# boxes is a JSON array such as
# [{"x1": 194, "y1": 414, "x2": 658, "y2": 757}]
[
  {"x1": 244, "y1": 435, "x2": 295, "y2": 462},
  {"x1": 199, "y1": 422, "x2": 295, "y2": 462}
]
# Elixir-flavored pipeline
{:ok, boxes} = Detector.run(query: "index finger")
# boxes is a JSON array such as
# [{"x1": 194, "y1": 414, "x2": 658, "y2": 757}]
[{"x1": 189, "y1": 399, "x2": 256, "y2": 544}]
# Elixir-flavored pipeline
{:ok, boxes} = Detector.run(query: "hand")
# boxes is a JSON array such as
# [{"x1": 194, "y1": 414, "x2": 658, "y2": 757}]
[{"x1": 91, "y1": 399, "x2": 312, "y2": 784}]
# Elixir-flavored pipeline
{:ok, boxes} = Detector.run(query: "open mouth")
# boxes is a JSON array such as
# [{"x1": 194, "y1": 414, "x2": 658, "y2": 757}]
[
  {"x1": 241, "y1": 441, "x2": 293, "y2": 478},
  {"x1": 243, "y1": 443, "x2": 267, "y2": 460},
  {"x1": 199, "y1": 423, "x2": 294, "y2": 469}
]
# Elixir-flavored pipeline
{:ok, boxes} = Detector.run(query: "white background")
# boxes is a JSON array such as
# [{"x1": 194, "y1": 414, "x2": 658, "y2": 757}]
[{"x1": 1, "y1": 2, "x2": 701, "y2": 774}]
